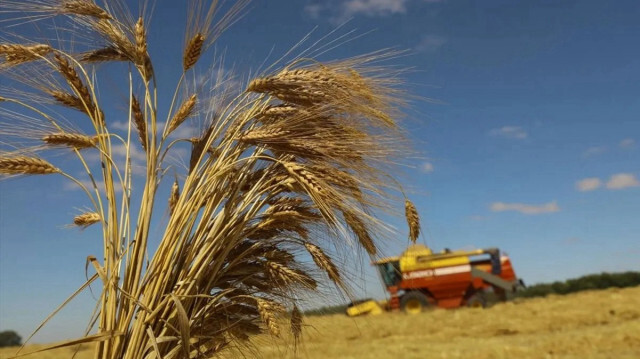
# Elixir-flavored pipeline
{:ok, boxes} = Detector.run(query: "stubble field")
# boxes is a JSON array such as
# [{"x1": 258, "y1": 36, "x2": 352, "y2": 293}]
[{"x1": 2, "y1": 286, "x2": 639, "y2": 359}]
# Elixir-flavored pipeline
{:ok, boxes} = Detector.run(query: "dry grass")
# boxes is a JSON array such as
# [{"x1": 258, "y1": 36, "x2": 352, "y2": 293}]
[
  {"x1": 3, "y1": 287, "x2": 638, "y2": 359},
  {"x1": 259, "y1": 286, "x2": 640, "y2": 359}
]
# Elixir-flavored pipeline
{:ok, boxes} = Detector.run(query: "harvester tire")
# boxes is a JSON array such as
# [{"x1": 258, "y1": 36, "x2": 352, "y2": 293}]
[
  {"x1": 466, "y1": 293, "x2": 486, "y2": 308},
  {"x1": 400, "y1": 291, "x2": 429, "y2": 314}
]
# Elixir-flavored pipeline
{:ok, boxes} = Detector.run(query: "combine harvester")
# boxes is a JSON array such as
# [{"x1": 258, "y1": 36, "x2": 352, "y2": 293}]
[{"x1": 347, "y1": 243, "x2": 524, "y2": 315}]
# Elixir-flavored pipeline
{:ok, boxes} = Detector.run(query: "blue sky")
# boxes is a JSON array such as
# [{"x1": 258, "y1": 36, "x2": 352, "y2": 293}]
[{"x1": 1, "y1": 0, "x2": 639, "y2": 343}]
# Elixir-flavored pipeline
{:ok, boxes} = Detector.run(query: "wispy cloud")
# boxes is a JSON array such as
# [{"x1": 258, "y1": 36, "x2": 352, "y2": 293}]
[
  {"x1": 419, "y1": 161, "x2": 434, "y2": 173},
  {"x1": 305, "y1": 0, "x2": 442, "y2": 21},
  {"x1": 582, "y1": 146, "x2": 607, "y2": 158},
  {"x1": 63, "y1": 177, "x2": 122, "y2": 194},
  {"x1": 606, "y1": 173, "x2": 640, "y2": 190},
  {"x1": 575, "y1": 177, "x2": 602, "y2": 192},
  {"x1": 342, "y1": 0, "x2": 410, "y2": 17},
  {"x1": 489, "y1": 126, "x2": 528, "y2": 140},
  {"x1": 490, "y1": 200, "x2": 559, "y2": 215},
  {"x1": 619, "y1": 138, "x2": 636, "y2": 149},
  {"x1": 415, "y1": 34, "x2": 447, "y2": 53},
  {"x1": 304, "y1": 3, "x2": 323, "y2": 18}
]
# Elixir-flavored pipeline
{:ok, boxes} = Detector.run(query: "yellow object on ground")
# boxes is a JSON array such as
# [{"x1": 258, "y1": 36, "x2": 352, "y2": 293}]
[{"x1": 346, "y1": 300, "x2": 384, "y2": 316}]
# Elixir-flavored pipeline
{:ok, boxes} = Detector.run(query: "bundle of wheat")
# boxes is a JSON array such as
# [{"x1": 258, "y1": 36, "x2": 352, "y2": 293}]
[{"x1": 0, "y1": 1, "x2": 418, "y2": 358}]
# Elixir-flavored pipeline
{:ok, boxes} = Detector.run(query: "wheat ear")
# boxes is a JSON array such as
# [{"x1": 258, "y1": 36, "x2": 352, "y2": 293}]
[
  {"x1": 290, "y1": 305, "x2": 302, "y2": 343},
  {"x1": 183, "y1": 33, "x2": 205, "y2": 71},
  {"x1": 42, "y1": 133, "x2": 97, "y2": 149},
  {"x1": 169, "y1": 180, "x2": 180, "y2": 215},
  {"x1": 405, "y1": 199, "x2": 420, "y2": 243},
  {"x1": 131, "y1": 95, "x2": 147, "y2": 150},
  {"x1": 304, "y1": 242, "x2": 341, "y2": 286},
  {"x1": 0, "y1": 44, "x2": 52, "y2": 65},
  {"x1": 0, "y1": 156, "x2": 60, "y2": 175},
  {"x1": 60, "y1": 0, "x2": 111, "y2": 19},
  {"x1": 256, "y1": 299, "x2": 281, "y2": 337},
  {"x1": 73, "y1": 212, "x2": 101, "y2": 227},
  {"x1": 167, "y1": 94, "x2": 197, "y2": 134}
]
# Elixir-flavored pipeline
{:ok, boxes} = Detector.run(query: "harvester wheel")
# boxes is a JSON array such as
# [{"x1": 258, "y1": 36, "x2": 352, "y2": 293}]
[
  {"x1": 466, "y1": 293, "x2": 486, "y2": 308},
  {"x1": 400, "y1": 291, "x2": 429, "y2": 314}
]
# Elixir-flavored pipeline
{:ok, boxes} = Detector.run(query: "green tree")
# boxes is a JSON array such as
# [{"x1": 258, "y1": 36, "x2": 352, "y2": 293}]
[{"x1": 0, "y1": 330, "x2": 22, "y2": 347}]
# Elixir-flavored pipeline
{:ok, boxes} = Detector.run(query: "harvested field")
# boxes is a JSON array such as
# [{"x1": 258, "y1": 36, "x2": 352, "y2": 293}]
[{"x1": 2, "y1": 286, "x2": 639, "y2": 359}]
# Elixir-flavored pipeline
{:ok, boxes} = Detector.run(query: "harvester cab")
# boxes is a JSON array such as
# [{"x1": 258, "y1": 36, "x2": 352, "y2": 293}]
[{"x1": 373, "y1": 244, "x2": 523, "y2": 313}]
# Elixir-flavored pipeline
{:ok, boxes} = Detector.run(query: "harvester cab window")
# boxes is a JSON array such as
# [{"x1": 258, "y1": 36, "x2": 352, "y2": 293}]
[{"x1": 377, "y1": 262, "x2": 401, "y2": 287}]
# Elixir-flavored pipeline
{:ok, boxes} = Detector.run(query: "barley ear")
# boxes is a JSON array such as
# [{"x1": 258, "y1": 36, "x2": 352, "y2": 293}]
[{"x1": 405, "y1": 199, "x2": 420, "y2": 243}]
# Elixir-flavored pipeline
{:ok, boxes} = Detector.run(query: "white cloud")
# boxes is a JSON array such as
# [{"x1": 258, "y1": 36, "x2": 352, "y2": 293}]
[
  {"x1": 605, "y1": 173, "x2": 640, "y2": 190},
  {"x1": 308, "y1": 0, "x2": 442, "y2": 21},
  {"x1": 575, "y1": 177, "x2": 602, "y2": 192},
  {"x1": 63, "y1": 177, "x2": 122, "y2": 194},
  {"x1": 619, "y1": 138, "x2": 635, "y2": 149},
  {"x1": 582, "y1": 146, "x2": 606, "y2": 157},
  {"x1": 420, "y1": 162, "x2": 434, "y2": 173},
  {"x1": 342, "y1": 0, "x2": 409, "y2": 17},
  {"x1": 415, "y1": 34, "x2": 447, "y2": 53},
  {"x1": 304, "y1": 4, "x2": 323, "y2": 18},
  {"x1": 489, "y1": 126, "x2": 528, "y2": 139},
  {"x1": 490, "y1": 200, "x2": 559, "y2": 215}
]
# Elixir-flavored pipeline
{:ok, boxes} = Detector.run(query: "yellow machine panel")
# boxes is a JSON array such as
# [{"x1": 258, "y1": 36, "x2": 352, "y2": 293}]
[
  {"x1": 346, "y1": 300, "x2": 385, "y2": 316},
  {"x1": 399, "y1": 244, "x2": 471, "y2": 272}
]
